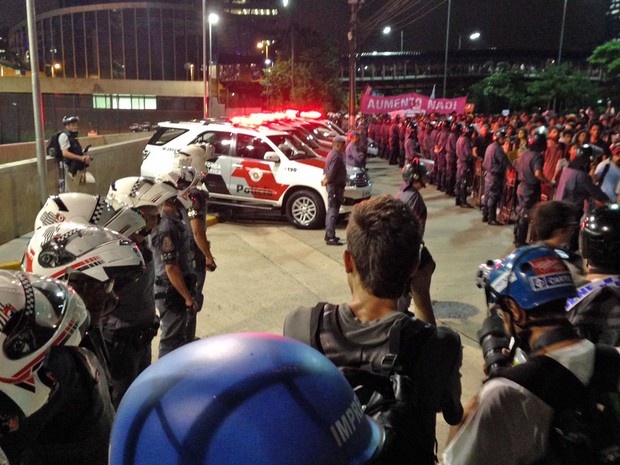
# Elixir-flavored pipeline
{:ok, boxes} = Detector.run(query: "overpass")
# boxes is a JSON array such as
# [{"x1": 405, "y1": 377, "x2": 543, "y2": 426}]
[{"x1": 339, "y1": 49, "x2": 603, "y2": 96}]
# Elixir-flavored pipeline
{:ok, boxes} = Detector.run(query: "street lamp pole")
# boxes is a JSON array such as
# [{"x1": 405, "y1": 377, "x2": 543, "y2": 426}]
[
  {"x1": 207, "y1": 13, "x2": 219, "y2": 118},
  {"x1": 400, "y1": 30, "x2": 403, "y2": 52},
  {"x1": 348, "y1": 0, "x2": 360, "y2": 131},
  {"x1": 442, "y1": 0, "x2": 451, "y2": 98},
  {"x1": 558, "y1": 0, "x2": 568, "y2": 64},
  {"x1": 202, "y1": 0, "x2": 207, "y2": 118}
]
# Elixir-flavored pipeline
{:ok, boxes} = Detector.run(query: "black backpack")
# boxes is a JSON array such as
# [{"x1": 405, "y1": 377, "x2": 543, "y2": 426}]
[
  {"x1": 309, "y1": 303, "x2": 438, "y2": 465},
  {"x1": 495, "y1": 344, "x2": 620, "y2": 465},
  {"x1": 46, "y1": 130, "x2": 65, "y2": 161}
]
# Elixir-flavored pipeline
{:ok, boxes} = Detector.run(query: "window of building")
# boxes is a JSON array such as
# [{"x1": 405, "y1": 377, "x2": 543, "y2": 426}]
[{"x1": 93, "y1": 94, "x2": 157, "y2": 110}]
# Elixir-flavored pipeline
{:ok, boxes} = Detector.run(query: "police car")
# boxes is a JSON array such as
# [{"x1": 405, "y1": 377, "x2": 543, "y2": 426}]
[{"x1": 140, "y1": 120, "x2": 372, "y2": 229}]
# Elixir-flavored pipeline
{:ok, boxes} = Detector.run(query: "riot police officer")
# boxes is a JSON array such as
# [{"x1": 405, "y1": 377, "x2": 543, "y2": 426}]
[
  {"x1": 514, "y1": 127, "x2": 554, "y2": 247},
  {"x1": 482, "y1": 128, "x2": 511, "y2": 225},
  {"x1": 455, "y1": 123, "x2": 476, "y2": 208},
  {"x1": 150, "y1": 190, "x2": 197, "y2": 358}
]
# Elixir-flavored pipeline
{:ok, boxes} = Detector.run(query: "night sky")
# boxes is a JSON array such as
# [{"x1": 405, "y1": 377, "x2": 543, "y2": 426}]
[{"x1": 0, "y1": 0, "x2": 611, "y2": 54}]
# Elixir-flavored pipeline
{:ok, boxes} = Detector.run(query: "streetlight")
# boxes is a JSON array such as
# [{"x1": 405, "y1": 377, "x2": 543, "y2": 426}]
[
  {"x1": 382, "y1": 25, "x2": 403, "y2": 52},
  {"x1": 52, "y1": 62, "x2": 61, "y2": 77},
  {"x1": 457, "y1": 31, "x2": 480, "y2": 50},
  {"x1": 257, "y1": 40, "x2": 272, "y2": 66},
  {"x1": 206, "y1": 12, "x2": 219, "y2": 118}
]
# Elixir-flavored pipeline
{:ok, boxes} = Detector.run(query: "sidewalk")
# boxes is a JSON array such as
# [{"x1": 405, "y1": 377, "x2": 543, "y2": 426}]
[{"x1": 0, "y1": 232, "x2": 32, "y2": 270}]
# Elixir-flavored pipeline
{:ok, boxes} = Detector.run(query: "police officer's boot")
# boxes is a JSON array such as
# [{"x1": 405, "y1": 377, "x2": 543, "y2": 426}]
[
  {"x1": 487, "y1": 205, "x2": 502, "y2": 226},
  {"x1": 482, "y1": 206, "x2": 488, "y2": 223},
  {"x1": 514, "y1": 215, "x2": 529, "y2": 246}
]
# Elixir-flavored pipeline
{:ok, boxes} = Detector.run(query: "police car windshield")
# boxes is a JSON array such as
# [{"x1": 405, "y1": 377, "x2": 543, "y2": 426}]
[{"x1": 267, "y1": 134, "x2": 317, "y2": 160}]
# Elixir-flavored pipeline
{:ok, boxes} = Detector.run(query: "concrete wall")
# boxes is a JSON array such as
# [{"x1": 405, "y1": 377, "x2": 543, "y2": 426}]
[
  {"x1": 0, "y1": 137, "x2": 149, "y2": 244},
  {"x1": 0, "y1": 132, "x2": 150, "y2": 164}
]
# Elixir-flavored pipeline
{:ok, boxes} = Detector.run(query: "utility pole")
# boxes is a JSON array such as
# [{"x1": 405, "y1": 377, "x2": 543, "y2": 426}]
[
  {"x1": 442, "y1": 0, "x2": 451, "y2": 98},
  {"x1": 26, "y1": 0, "x2": 48, "y2": 203},
  {"x1": 348, "y1": 0, "x2": 361, "y2": 130}
]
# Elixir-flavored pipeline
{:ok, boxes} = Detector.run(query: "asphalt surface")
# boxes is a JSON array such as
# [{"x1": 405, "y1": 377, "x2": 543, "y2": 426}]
[{"x1": 0, "y1": 154, "x2": 517, "y2": 458}]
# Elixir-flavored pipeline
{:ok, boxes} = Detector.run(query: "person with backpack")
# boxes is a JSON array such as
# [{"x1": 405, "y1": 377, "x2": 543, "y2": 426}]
[
  {"x1": 444, "y1": 245, "x2": 620, "y2": 465},
  {"x1": 567, "y1": 204, "x2": 620, "y2": 347},
  {"x1": 284, "y1": 194, "x2": 463, "y2": 465},
  {"x1": 54, "y1": 115, "x2": 93, "y2": 193}
]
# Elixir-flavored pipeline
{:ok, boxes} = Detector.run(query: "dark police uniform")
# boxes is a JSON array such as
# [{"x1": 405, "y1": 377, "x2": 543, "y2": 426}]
[
  {"x1": 445, "y1": 127, "x2": 458, "y2": 196},
  {"x1": 345, "y1": 139, "x2": 365, "y2": 168},
  {"x1": 102, "y1": 243, "x2": 158, "y2": 408},
  {"x1": 514, "y1": 148, "x2": 544, "y2": 246},
  {"x1": 456, "y1": 132, "x2": 474, "y2": 207},
  {"x1": 150, "y1": 206, "x2": 194, "y2": 358},
  {"x1": 185, "y1": 187, "x2": 210, "y2": 310},
  {"x1": 482, "y1": 141, "x2": 511, "y2": 224},
  {"x1": 324, "y1": 144, "x2": 347, "y2": 242},
  {"x1": 0, "y1": 347, "x2": 114, "y2": 465}
]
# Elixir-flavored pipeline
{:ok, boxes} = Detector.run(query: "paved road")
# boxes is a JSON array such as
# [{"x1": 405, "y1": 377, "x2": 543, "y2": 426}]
[{"x1": 187, "y1": 155, "x2": 516, "y2": 456}]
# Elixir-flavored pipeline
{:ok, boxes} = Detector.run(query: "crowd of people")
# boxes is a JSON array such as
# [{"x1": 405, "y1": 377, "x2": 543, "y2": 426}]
[{"x1": 1, "y1": 109, "x2": 619, "y2": 465}]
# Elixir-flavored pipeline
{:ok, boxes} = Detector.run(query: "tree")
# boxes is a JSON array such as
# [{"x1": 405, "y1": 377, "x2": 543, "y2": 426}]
[
  {"x1": 260, "y1": 27, "x2": 344, "y2": 112},
  {"x1": 468, "y1": 64, "x2": 598, "y2": 114},
  {"x1": 468, "y1": 69, "x2": 529, "y2": 113},
  {"x1": 526, "y1": 64, "x2": 598, "y2": 114},
  {"x1": 588, "y1": 41, "x2": 620, "y2": 80}
]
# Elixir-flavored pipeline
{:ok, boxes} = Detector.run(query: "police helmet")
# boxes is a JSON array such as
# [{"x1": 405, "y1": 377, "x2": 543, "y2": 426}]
[
  {"x1": 528, "y1": 126, "x2": 547, "y2": 152},
  {"x1": 174, "y1": 144, "x2": 215, "y2": 173},
  {"x1": 0, "y1": 271, "x2": 89, "y2": 418},
  {"x1": 107, "y1": 176, "x2": 178, "y2": 211},
  {"x1": 158, "y1": 167, "x2": 205, "y2": 209},
  {"x1": 494, "y1": 128, "x2": 508, "y2": 141},
  {"x1": 580, "y1": 204, "x2": 620, "y2": 272},
  {"x1": 110, "y1": 333, "x2": 384, "y2": 465},
  {"x1": 24, "y1": 222, "x2": 144, "y2": 285},
  {"x1": 62, "y1": 116, "x2": 79, "y2": 125},
  {"x1": 572, "y1": 144, "x2": 604, "y2": 172},
  {"x1": 34, "y1": 193, "x2": 147, "y2": 239},
  {"x1": 487, "y1": 245, "x2": 577, "y2": 311},
  {"x1": 402, "y1": 159, "x2": 430, "y2": 186}
]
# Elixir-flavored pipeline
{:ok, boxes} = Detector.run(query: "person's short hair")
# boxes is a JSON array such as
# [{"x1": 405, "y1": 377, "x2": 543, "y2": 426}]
[
  {"x1": 531, "y1": 201, "x2": 579, "y2": 240},
  {"x1": 346, "y1": 194, "x2": 421, "y2": 299}
]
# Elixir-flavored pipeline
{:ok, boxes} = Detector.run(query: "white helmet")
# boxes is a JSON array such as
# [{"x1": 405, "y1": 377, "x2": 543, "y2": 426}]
[
  {"x1": 0, "y1": 270, "x2": 89, "y2": 418},
  {"x1": 23, "y1": 222, "x2": 145, "y2": 284},
  {"x1": 158, "y1": 167, "x2": 204, "y2": 209},
  {"x1": 174, "y1": 143, "x2": 213, "y2": 174},
  {"x1": 106, "y1": 176, "x2": 178, "y2": 211},
  {"x1": 34, "y1": 193, "x2": 147, "y2": 238}
]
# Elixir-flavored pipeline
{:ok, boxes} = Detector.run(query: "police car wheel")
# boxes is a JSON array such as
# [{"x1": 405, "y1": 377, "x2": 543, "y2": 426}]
[{"x1": 286, "y1": 190, "x2": 325, "y2": 230}]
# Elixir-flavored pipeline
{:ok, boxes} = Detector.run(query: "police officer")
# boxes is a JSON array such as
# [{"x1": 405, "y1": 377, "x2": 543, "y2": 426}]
[
  {"x1": 435, "y1": 120, "x2": 449, "y2": 191},
  {"x1": 0, "y1": 271, "x2": 114, "y2": 465},
  {"x1": 323, "y1": 135, "x2": 347, "y2": 246},
  {"x1": 58, "y1": 115, "x2": 93, "y2": 193},
  {"x1": 445, "y1": 120, "x2": 459, "y2": 196},
  {"x1": 389, "y1": 115, "x2": 401, "y2": 165},
  {"x1": 150, "y1": 193, "x2": 197, "y2": 358},
  {"x1": 482, "y1": 128, "x2": 511, "y2": 225},
  {"x1": 456, "y1": 123, "x2": 475, "y2": 208},
  {"x1": 404, "y1": 122, "x2": 419, "y2": 165},
  {"x1": 345, "y1": 130, "x2": 365, "y2": 168},
  {"x1": 102, "y1": 176, "x2": 178, "y2": 408},
  {"x1": 514, "y1": 127, "x2": 554, "y2": 247}
]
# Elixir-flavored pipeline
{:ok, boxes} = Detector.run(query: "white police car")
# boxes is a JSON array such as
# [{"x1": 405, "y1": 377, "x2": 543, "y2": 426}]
[{"x1": 141, "y1": 120, "x2": 372, "y2": 229}]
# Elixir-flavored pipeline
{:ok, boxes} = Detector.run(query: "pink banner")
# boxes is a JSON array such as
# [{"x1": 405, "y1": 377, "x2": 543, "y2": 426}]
[{"x1": 360, "y1": 92, "x2": 467, "y2": 115}]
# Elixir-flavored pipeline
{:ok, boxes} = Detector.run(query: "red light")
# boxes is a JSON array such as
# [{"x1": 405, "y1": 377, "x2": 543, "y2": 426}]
[{"x1": 300, "y1": 111, "x2": 322, "y2": 119}]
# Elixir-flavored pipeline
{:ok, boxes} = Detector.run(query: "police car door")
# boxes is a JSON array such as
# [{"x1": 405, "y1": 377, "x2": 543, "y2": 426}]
[
  {"x1": 198, "y1": 131, "x2": 234, "y2": 195},
  {"x1": 230, "y1": 133, "x2": 283, "y2": 203}
]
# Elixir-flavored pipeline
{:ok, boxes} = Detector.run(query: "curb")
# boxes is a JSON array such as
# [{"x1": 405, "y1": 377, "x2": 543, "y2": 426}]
[{"x1": 0, "y1": 261, "x2": 22, "y2": 271}]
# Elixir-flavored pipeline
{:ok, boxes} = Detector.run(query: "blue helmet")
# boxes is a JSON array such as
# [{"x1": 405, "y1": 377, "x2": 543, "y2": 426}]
[
  {"x1": 110, "y1": 333, "x2": 384, "y2": 465},
  {"x1": 487, "y1": 245, "x2": 577, "y2": 310}
]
